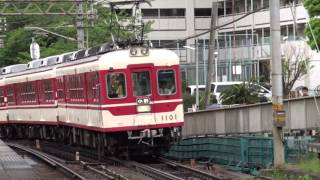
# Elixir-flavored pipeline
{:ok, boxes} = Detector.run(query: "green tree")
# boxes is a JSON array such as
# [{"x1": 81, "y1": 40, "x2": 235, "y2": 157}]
[
  {"x1": 0, "y1": 3, "x2": 151, "y2": 66},
  {"x1": 219, "y1": 82, "x2": 260, "y2": 105},
  {"x1": 304, "y1": 0, "x2": 320, "y2": 51}
]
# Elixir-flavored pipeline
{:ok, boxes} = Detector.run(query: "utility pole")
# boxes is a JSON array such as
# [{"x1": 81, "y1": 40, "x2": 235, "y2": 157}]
[
  {"x1": 270, "y1": 0, "x2": 285, "y2": 167},
  {"x1": 76, "y1": 0, "x2": 85, "y2": 49},
  {"x1": 205, "y1": 1, "x2": 218, "y2": 107}
]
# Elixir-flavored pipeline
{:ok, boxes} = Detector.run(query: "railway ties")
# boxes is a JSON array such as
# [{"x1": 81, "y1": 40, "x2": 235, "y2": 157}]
[
  {"x1": 8, "y1": 140, "x2": 238, "y2": 180},
  {"x1": 158, "y1": 157, "x2": 231, "y2": 180},
  {"x1": 6, "y1": 142, "x2": 129, "y2": 180}
]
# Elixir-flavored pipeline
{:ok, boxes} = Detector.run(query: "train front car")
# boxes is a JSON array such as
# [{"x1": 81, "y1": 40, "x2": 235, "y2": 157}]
[{"x1": 99, "y1": 47, "x2": 184, "y2": 155}]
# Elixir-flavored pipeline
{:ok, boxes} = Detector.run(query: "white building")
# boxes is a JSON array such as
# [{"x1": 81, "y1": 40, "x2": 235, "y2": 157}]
[{"x1": 119, "y1": 0, "x2": 320, "y2": 92}]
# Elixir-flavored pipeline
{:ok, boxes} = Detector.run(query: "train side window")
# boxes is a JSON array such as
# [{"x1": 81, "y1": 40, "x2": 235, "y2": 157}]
[
  {"x1": 20, "y1": 82, "x2": 36, "y2": 104},
  {"x1": 157, "y1": 69, "x2": 176, "y2": 95},
  {"x1": 87, "y1": 72, "x2": 100, "y2": 103},
  {"x1": 132, "y1": 71, "x2": 151, "y2": 96},
  {"x1": 68, "y1": 75, "x2": 85, "y2": 102},
  {"x1": 57, "y1": 78, "x2": 64, "y2": 100},
  {"x1": 0, "y1": 87, "x2": 4, "y2": 106},
  {"x1": 7, "y1": 86, "x2": 15, "y2": 105},
  {"x1": 44, "y1": 80, "x2": 54, "y2": 102},
  {"x1": 106, "y1": 73, "x2": 126, "y2": 99}
]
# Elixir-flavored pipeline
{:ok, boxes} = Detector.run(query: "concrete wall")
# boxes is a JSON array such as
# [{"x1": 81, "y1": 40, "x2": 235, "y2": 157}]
[{"x1": 182, "y1": 96, "x2": 320, "y2": 137}]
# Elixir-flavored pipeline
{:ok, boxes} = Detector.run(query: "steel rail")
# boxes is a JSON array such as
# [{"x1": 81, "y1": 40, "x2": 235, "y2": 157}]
[
  {"x1": 80, "y1": 161, "x2": 115, "y2": 180},
  {"x1": 7, "y1": 143, "x2": 87, "y2": 180},
  {"x1": 159, "y1": 157, "x2": 231, "y2": 180},
  {"x1": 129, "y1": 161, "x2": 184, "y2": 180},
  {"x1": 106, "y1": 157, "x2": 183, "y2": 180}
]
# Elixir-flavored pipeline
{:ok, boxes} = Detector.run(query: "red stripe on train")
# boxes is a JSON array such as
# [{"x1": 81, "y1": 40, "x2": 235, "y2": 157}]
[{"x1": 3, "y1": 102, "x2": 182, "y2": 115}]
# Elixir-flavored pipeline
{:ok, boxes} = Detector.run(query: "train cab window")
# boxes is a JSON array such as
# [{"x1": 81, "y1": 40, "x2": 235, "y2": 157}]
[
  {"x1": 132, "y1": 71, "x2": 151, "y2": 96},
  {"x1": 157, "y1": 69, "x2": 176, "y2": 95},
  {"x1": 106, "y1": 73, "x2": 126, "y2": 98}
]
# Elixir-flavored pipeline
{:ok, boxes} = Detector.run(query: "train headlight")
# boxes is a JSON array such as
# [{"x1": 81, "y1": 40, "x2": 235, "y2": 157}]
[
  {"x1": 137, "y1": 105, "x2": 151, "y2": 113},
  {"x1": 130, "y1": 48, "x2": 138, "y2": 56},
  {"x1": 140, "y1": 46, "x2": 149, "y2": 56}
]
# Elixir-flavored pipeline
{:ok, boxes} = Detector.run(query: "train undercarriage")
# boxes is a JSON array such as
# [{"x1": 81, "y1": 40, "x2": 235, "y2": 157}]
[{"x1": 0, "y1": 124, "x2": 181, "y2": 159}]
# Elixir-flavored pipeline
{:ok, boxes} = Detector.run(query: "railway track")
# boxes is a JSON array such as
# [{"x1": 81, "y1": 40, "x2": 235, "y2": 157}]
[
  {"x1": 7, "y1": 143, "x2": 86, "y2": 180},
  {"x1": 7, "y1": 140, "x2": 262, "y2": 180},
  {"x1": 7, "y1": 142, "x2": 135, "y2": 180}
]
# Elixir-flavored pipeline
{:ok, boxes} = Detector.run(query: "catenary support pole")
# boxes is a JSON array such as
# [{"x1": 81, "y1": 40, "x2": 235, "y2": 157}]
[
  {"x1": 76, "y1": 0, "x2": 85, "y2": 49},
  {"x1": 270, "y1": 0, "x2": 285, "y2": 167},
  {"x1": 205, "y1": 1, "x2": 218, "y2": 107}
]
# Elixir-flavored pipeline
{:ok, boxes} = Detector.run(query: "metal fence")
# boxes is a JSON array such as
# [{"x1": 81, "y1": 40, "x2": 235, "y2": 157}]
[{"x1": 182, "y1": 96, "x2": 320, "y2": 137}]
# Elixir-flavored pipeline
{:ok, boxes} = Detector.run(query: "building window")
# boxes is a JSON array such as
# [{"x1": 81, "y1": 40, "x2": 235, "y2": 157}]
[
  {"x1": 253, "y1": 0, "x2": 262, "y2": 11},
  {"x1": 160, "y1": 9, "x2": 185, "y2": 18},
  {"x1": 263, "y1": 0, "x2": 269, "y2": 9},
  {"x1": 132, "y1": 71, "x2": 151, "y2": 96},
  {"x1": 194, "y1": 8, "x2": 211, "y2": 17},
  {"x1": 235, "y1": 0, "x2": 245, "y2": 13},
  {"x1": 106, "y1": 73, "x2": 126, "y2": 99},
  {"x1": 142, "y1": 9, "x2": 159, "y2": 18},
  {"x1": 226, "y1": 1, "x2": 233, "y2": 15},
  {"x1": 218, "y1": 1, "x2": 225, "y2": 16},
  {"x1": 150, "y1": 40, "x2": 160, "y2": 48},
  {"x1": 158, "y1": 69, "x2": 176, "y2": 95}
]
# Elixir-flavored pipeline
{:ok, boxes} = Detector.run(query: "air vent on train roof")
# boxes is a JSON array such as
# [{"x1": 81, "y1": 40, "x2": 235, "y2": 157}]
[
  {"x1": 2, "y1": 64, "x2": 28, "y2": 74},
  {"x1": 74, "y1": 49, "x2": 87, "y2": 60},
  {"x1": 60, "y1": 52, "x2": 75, "y2": 63},
  {"x1": 99, "y1": 43, "x2": 113, "y2": 54},
  {"x1": 27, "y1": 59, "x2": 43, "y2": 69},
  {"x1": 87, "y1": 46, "x2": 100, "y2": 57}
]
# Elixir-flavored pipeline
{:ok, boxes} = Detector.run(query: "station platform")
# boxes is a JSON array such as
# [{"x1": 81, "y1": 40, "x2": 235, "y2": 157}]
[{"x1": 0, "y1": 140, "x2": 40, "y2": 180}]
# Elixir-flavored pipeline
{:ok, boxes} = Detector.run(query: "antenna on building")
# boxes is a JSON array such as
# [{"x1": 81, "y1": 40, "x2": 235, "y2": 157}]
[{"x1": 30, "y1": 37, "x2": 40, "y2": 60}]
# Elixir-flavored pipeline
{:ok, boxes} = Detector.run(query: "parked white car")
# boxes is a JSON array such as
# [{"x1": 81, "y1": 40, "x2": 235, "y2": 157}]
[{"x1": 187, "y1": 81, "x2": 272, "y2": 104}]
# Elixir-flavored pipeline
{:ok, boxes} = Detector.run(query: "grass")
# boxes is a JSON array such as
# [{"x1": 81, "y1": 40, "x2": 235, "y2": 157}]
[
  {"x1": 296, "y1": 154, "x2": 320, "y2": 174},
  {"x1": 259, "y1": 153, "x2": 320, "y2": 180}
]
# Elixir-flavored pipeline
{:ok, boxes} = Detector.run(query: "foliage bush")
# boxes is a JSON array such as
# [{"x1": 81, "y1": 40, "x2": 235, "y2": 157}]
[{"x1": 219, "y1": 82, "x2": 260, "y2": 105}]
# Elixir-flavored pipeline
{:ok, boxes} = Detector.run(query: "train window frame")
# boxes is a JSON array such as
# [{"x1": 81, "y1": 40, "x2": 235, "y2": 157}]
[
  {"x1": 7, "y1": 85, "x2": 15, "y2": 105},
  {"x1": 67, "y1": 74, "x2": 85, "y2": 103},
  {"x1": 44, "y1": 79, "x2": 54, "y2": 103},
  {"x1": 57, "y1": 77, "x2": 65, "y2": 101},
  {"x1": 19, "y1": 82, "x2": 36, "y2": 104},
  {"x1": 106, "y1": 72, "x2": 127, "y2": 99},
  {"x1": 157, "y1": 69, "x2": 177, "y2": 96},
  {"x1": 131, "y1": 71, "x2": 152, "y2": 97},
  {"x1": 86, "y1": 72, "x2": 100, "y2": 103},
  {"x1": 0, "y1": 87, "x2": 5, "y2": 106}
]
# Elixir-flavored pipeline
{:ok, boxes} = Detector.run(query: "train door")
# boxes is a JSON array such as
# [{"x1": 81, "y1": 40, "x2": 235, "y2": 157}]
[{"x1": 130, "y1": 66, "x2": 157, "y2": 126}]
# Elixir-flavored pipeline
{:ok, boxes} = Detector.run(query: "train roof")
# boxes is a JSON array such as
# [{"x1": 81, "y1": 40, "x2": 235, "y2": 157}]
[{"x1": 2, "y1": 48, "x2": 179, "y2": 83}]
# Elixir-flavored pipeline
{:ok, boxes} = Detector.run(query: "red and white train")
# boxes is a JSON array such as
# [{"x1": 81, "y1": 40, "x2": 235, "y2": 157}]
[{"x1": 0, "y1": 44, "x2": 184, "y2": 156}]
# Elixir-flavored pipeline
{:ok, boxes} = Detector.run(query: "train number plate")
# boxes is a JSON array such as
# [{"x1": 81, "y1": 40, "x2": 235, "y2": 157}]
[{"x1": 136, "y1": 98, "x2": 151, "y2": 105}]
